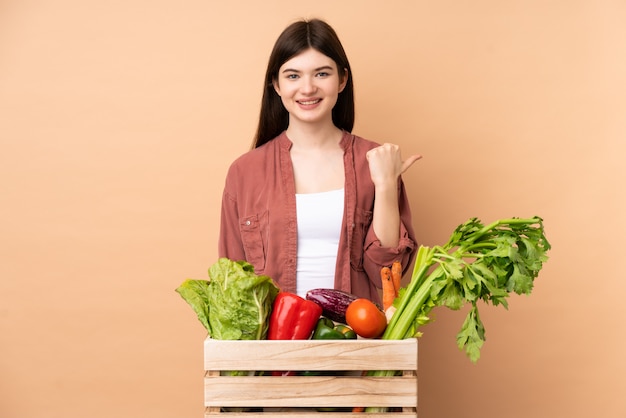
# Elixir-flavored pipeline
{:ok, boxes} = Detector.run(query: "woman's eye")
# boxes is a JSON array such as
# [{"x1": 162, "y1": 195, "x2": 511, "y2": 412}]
[
  {"x1": 316, "y1": 72, "x2": 330, "y2": 77},
  {"x1": 286, "y1": 74, "x2": 299, "y2": 79}
]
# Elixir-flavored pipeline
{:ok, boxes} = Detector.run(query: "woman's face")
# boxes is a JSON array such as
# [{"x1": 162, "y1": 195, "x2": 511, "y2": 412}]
[{"x1": 273, "y1": 48, "x2": 348, "y2": 127}]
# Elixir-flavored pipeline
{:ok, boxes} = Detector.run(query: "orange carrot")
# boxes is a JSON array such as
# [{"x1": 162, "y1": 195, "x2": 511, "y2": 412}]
[
  {"x1": 381, "y1": 266, "x2": 394, "y2": 311},
  {"x1": 391, "y1": 261, "x2": 402, "y2": 297}
]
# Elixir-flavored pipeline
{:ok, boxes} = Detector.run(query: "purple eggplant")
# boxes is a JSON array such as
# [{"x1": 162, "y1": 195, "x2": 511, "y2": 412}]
[{"x1": 305, "y1": 288, "x2": 359, "y2": 324}]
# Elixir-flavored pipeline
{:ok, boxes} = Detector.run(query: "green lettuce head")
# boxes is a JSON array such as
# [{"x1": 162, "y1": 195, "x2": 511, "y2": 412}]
[{"x1": 176, "y1": 258, "x2": 279, "y2": 340}]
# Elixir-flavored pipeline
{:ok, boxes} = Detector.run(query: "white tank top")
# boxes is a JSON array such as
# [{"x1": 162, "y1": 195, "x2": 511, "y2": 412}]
[{"x1": 295, "y1": 188, "x2": 344, "y2": 298}]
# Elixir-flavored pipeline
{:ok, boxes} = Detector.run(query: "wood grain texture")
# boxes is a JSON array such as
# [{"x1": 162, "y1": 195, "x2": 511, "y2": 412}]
[
  {"x1": 204, "y1": 338, "x2": 418, "y2": 371},
  {"x1": 204, "y1": 338, "x2": 418, "y2": 415}
]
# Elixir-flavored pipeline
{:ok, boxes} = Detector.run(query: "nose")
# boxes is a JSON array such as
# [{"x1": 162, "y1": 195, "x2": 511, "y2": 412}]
[{"x1": 300, "y1": 76, "x2": 317, "y2": 94}]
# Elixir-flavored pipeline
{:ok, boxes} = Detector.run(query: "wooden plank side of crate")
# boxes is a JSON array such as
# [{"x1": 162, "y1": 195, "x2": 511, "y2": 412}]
[
  {"x1": 204, "y1": 375, "x2": 418, "y2": 409},
  {"x1": 205, "y1": 411, "x2": 417, "y2": 417},
  {"x1": 204, "y1": 338, "x2": 417, "y2": 371}
]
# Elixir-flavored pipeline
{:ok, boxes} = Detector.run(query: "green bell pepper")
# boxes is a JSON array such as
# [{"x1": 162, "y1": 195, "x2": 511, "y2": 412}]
[{"x1": 312, "y1": 317, "x2": 357, "y2": 340}]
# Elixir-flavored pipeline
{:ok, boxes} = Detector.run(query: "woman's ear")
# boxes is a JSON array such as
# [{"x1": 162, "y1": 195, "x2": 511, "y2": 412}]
[
  {"x1": 339, "y1": 68, "x2": 349, "y2": 93},
  {"x1": 272, "y1": 78, "x2": 281, "y2": 96}
]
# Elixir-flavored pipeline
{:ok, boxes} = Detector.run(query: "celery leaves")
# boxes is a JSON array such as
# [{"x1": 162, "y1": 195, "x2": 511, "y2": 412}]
[{"x1": 383, "y1": 216, "x2": 551, "y2": 363}]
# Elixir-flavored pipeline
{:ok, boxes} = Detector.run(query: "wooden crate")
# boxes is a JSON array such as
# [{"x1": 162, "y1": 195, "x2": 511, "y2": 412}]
[{"x1": 204, "y1": 338, "x2": 418, "y2": 417}]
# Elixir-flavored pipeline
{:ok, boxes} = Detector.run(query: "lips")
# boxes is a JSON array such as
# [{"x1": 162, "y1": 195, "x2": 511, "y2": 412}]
[{"x1": 297, "y1": 99, "x2": 322, "y2": 105}]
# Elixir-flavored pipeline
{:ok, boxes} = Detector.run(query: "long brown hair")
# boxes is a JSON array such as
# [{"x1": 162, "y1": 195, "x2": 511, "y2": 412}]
[{"x1": 252, "y1": 19, "x2": 355, "y2": 149}]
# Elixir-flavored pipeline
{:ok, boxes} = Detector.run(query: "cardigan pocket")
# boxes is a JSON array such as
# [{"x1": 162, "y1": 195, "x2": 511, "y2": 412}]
[
  {"x1": 349, "y1": 207, "x2": 373, "y2": 272},
  {"x1": 239, "y1": 211, "x2": 268, "y2": 271}
]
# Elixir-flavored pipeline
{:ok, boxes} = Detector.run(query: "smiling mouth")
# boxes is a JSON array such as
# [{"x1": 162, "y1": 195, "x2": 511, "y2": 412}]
[{"x1": 297, "y1": 99, "x2": 321, "y2": 105}]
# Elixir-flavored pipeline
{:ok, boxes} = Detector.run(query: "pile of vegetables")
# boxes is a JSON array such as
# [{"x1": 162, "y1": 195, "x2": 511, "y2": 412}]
[
  {"x1": 176, "y1": 260, "x2": 360, "y2": 344},
  {"x1": 178, "y1": 216, "x2": 549, "y2": 354}
]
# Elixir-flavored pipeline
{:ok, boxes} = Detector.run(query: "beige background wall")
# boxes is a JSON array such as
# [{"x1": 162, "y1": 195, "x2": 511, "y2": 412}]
[{"x1": 1, "y1": 1, "x2": 624, "y2": 417}]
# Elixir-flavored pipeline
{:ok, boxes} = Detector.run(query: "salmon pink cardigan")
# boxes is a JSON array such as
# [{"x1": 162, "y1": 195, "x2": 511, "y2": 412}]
[{"x1": 218, "y1": 131, "x2": 417, "y2": 303}]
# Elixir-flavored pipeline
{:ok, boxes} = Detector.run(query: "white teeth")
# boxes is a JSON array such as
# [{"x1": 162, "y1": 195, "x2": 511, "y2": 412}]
[{"x1": 298, "y1": 99, "x2": 320, "y2": 105}]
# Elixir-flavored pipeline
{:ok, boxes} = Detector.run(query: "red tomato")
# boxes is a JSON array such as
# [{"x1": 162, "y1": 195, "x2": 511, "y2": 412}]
[{"x1": 345, "y1": 298, "x2": 387, "y2": 339}]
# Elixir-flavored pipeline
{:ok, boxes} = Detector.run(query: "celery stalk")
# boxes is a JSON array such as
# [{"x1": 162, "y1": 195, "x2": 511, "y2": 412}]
[{"x1": 364, "y1": 216, "x2": 550, "y2": 413}]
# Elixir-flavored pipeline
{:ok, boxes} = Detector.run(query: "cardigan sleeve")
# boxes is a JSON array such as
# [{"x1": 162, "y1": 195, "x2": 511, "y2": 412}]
[
  {"x1": 217, "y1": 173, "x2": 246, "y2": 262},
  {"x1": 361, "y1": 178, "x2": 417, "y2": 288}
]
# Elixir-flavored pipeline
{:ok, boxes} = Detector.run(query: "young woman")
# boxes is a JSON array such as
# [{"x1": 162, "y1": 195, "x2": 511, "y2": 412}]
[{"x1": 218, "y1": 18, "x2": 421, "y2": 303}]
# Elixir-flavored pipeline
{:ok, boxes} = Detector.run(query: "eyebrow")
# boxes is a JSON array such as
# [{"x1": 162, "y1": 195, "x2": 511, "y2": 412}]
[{"x1": 281, "y1": 65, "x2": 334, "y2": 73}]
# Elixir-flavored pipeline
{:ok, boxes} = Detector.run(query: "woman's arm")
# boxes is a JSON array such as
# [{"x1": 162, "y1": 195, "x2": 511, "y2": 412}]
[
  {"x1": 362, "y1": 179, "x2": 418, "y2": 284},
  {"x1": 366, "y1": 143, "x2": 421, "y2": 247},
  {"x1": 218, "y1": 189, "x2": 246, "y2": 261}
]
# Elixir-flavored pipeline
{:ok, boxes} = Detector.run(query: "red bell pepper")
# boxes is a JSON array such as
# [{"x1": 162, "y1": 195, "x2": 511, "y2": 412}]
[{"x1": 268, "y1": 292, "x2": 322, "y2": 340}]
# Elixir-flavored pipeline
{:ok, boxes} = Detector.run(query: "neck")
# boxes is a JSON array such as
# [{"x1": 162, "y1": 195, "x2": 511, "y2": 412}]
[{"x1": 286, "y1": 121, "x2": 343, "y2": 150}]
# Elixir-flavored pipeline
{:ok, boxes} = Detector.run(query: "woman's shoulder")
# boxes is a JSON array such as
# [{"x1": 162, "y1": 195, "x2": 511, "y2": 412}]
[
  {"x1": 225, "y1": 135, "x2": 285, "y2": 185},
  {"x1": 344, "y1": 131, "x2": 381, "y2": 152},
  {"x1": 229, "y1": 145, "x2": 267, "y2": 168},
  {"x1": 229, "y1": 135, "x2": 283, "y2": 167}
]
